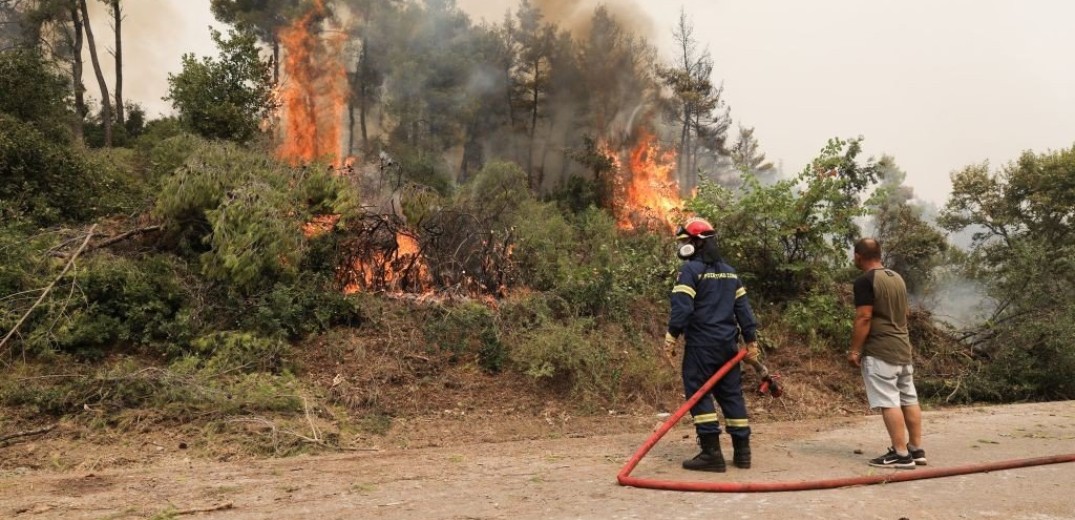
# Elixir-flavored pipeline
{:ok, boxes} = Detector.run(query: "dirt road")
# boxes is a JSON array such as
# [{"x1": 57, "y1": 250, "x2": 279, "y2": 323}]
[{"x1": 2, "y1": 401, "x2": 1073, "y2": 520}]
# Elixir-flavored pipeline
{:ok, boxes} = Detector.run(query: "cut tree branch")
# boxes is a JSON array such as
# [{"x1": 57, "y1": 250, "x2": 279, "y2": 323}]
[
  {"x1": 174, "y1": 503, "x2": 234, "y2": 516},
  {"x1": 1, "y1": 225, "x2": 96, "y2": 358},
  {"x1": 0, "y1": 424, "x2": 57, "y2": 445},
  {"x1": 52, "y1": 225, "x2": 162, "y2": 259}
]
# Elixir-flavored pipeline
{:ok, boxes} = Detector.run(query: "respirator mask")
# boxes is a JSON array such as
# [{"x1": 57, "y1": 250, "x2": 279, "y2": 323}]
[{"x1": 676, "y1": 240, "x2": 697, "y2": 260}]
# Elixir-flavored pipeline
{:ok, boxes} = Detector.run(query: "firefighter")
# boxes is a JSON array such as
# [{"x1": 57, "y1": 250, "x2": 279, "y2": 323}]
[{"x1": 665, "y1": 217, "x2": 759, "y2": 472}]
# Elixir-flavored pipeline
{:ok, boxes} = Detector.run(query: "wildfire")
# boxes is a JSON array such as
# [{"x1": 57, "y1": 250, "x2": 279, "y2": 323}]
[
  {"x1": 302, "y1": 213, "x2": 341, "y2": 238},
  {"x1": 342, "y1": 231, "x2": 431, "y2": 295},
  {"x1": 276, "y1": 0, "x2": 348, "y2": 165},
  {"x1": 614, "y1": 130, "x2": 683, "y2": 231}
]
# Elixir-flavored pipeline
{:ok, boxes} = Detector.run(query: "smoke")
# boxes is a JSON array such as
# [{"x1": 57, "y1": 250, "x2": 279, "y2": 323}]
[
  {"x1": 457, "y1": 0, "x2": 654, "y2": 41},
  {"x1": 80, "y1": 0, "x2": 221, "y2": 116},
  {"x1": 914, "y1": 272, "x2": 995, "y2": 330},
  {"x1": 531, "y1": 0, "x2": 654, "y2": 40}
]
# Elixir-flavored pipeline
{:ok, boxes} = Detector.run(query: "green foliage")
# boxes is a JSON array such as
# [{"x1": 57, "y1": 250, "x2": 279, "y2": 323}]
[
  {"x1": 423, "y1": 301, "x2": 504, "y2": 372},
  {"x1": 0, "y1": 223, "x2": 56, "y2": 336},
  {"x1": 138, "y1": 131, "x2": 205, "y2": 186},
  {"x1": 0, "y1": 222, "x2": 43, "y2": 297},
  {"x1": 239, "y1": 275, "x2": 362, "y2": 340},
  {"x1": 566, "y1": 136, "x2": 615, "y2": 209},
  {"x1": 872, "y1": 159, "x2": 949, "y2": 294},
  {"x1": 510, "y1": 203, "x2": 668, "y2": 320},
  {"x1": 507, "y1": 318, "x2": 617, "y2": 399},
  {"x1": 510, "y1": 200, "x2": 575, "y2": 291},
  {"x1": 189, "y1": 331, "x2": 290, "y2": 374},
  {"x1": 550, "y1": 175, "x2": 604, "y2": 214},
  {"x1": 0, "y1": 48, "x2": 71, "y2": 143},
  {"x1": 939, "y1": 145, "x2": 1075, "y2": 400},
  {"x1": 79, "y1": 103, "x2": 149, "y2": 149},
  {"x1": 967, "y1": 302, "x2": 1075, "y2": 401},
  {"x1": 83, "y1": 147, "x2": 150, "y2": 215},
  {"x1": 166, "y1": 27, "x2": 275, "y2": 143},
  {"x1": 0, "y1": 357, "x2": 303, "y2": 418},
  {"x1": 203, "y1": 181, "x2": 301, "y2": 290},
  {"x1": 45, "y1": 255, "x2": 189, "y2": 357},
  {"x1": 0, "y1": 115, "x2": 97, "y2": 226},
  {"x1": 390, "y1": 144, "x2": 453, "y2": 194},
  {"x1": 785, "y1": 291, "x2": 854, "y2": 353},
  {"x1": 687, "y1": 137, "x2": 883, "y2": 302},
  {"x1": 155, "y1": 140, "x2": 357, "y2": 292},
  {"x1": 461, "y1": 160, "x2": 533, "y2": 227}
]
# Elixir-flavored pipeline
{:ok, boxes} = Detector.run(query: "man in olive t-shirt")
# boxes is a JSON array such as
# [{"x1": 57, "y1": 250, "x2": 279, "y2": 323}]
[{"x1": 847, "y1": 238, "x2": 925, "y2": 470}]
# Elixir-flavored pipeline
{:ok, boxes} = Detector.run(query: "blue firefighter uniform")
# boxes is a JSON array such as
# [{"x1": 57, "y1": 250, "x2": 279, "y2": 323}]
[{"x1": 668, "y1": 257, "x2": 758, "y2": 441}]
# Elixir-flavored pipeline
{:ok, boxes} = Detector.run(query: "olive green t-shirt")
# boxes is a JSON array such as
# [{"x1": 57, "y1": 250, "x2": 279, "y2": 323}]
[{"x1": 853, "y1": 268, "x2": 912, "y2": 365}]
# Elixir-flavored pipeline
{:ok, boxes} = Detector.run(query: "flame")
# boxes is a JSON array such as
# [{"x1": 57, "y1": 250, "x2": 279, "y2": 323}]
[
  {"x1": 342, "y1": 231, "x2": 432, "y2": 295},
  {"x1": 276, "y1": 0, "x2": 348, "y2": 165},
  {"x1": 302, "y1": 213, "x2": 341, "y2": 238},
  {"x1": 613, "y1": 130, "x2": 682, "y2": 230}
]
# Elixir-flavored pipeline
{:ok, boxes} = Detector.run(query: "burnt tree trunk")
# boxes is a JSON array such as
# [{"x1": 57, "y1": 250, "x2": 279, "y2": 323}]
[
  {"x1": 79, "y1": 0, "x2": 111, "y2": 147},
  {"x1": 357, "y1": 40, "x2": 369, "y2": 150},
  {"x1": 272, "y1": 37, "x2": 280, "y2": 85},
  {"x1": 347, "y1": 71, "x2": 355, "y2": 157}
]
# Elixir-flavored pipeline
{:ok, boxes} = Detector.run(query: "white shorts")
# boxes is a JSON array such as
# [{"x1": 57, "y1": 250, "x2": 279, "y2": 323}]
[{"x1": 860, "y1": 355, "x2": 918, "y2": 409}]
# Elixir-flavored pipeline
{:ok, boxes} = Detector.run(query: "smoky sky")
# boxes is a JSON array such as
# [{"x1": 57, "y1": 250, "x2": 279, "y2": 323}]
[
  {"x1": 80, "y1": 0, "x2": 221, "y2": 118},
  {"x1": 105, "y1": 0, "x2": 1075, "y2": 207}
]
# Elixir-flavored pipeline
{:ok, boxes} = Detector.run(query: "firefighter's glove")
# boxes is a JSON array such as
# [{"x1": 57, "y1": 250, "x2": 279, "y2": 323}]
[
  {"x1": 663, "y1": 332, "x2": 678, "y2": 359},
  {"x1": 744, "y1": 341, "x2": 761, "y2": 363}
]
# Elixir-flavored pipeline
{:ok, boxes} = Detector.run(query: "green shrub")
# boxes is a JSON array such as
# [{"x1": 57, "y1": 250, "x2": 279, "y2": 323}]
[
  {"x1": 190, "y1": 331, "x2": 290, "y2": 374},
  {"x1": 0, "y1": 49, "x2": 71, "y2": 143},
  {"x1": 155, "y1": 140, "x2": 358, "y2": 293},
  {"x1": 139, "y1": 131, "x2": 204, "y2": 183},
  {"x1": 0, "y1": 116, "x2": 97, "y2": 226},
  {"x1": 510, "y1": 200, "x2": 575, "y2": 291},
  {"x1": 422, "y1": 301, "x2": 504, "y2": 371},
  {"x1": 84, "y1": 148, "x2": 150, "y2": 215},
  {"x1": 54, "y1": 256, "x2": 185, "y2": 355},
  {"x1": 784, "y1": 290, "x2": 853, "y2": 352},
  {"x1": 508, "y1": 318, "x2": 612, "y2": 397},
  {"x1": 201, "y1": 181, "x2": 301, "y2": 290},
  {"x1": 961, "y1": 301, "x2": 1075, "y2": 402},
  {"x1": 240, "y1": 275, "x2": 362, "y2": 340},
  {"x1": 511, "y1": 205, "x2": 668, "y2": 320},
  {"x1": 461, "y1": 160, "x2": 533, "y2": 227}
]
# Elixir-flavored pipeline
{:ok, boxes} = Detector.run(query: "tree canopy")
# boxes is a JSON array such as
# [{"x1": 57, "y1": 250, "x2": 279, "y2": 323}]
[{"x1": 166, "y1": 27, "x2": 275, "y2": 143}]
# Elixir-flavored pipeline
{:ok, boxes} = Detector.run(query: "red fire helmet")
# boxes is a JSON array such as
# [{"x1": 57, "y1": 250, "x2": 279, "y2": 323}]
[{"x1": 675, "y1": 217, "x2": 715, "y2": 240}]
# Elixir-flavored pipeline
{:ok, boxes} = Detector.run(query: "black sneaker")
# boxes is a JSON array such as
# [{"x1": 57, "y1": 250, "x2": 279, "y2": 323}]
[
  {"x1": 909, "y1": 447, "x2": 927, "y2": 466},
  {"x1": 868, "y1": 447, "x2": 915, "y2": 469}
]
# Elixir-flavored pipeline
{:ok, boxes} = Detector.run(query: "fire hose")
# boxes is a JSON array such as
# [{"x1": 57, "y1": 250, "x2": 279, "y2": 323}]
[{"x1": 617, "y1": 349, "x2": 1075, "y2": 492}]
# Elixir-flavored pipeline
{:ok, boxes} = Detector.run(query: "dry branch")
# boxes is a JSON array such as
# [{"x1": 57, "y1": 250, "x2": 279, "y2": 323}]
[
  {"x1": 1, "y1": 224, "x2": 96, "y2": 358},
  {"x1": 174, "y1": 503, "x2": 234, "y2": 516},
  {"x1": 51, "y1": 224, "x2": 162, "y2": 258},
  {"x1": 0, "y1": 424, "x2": 57, "y2": 445}
]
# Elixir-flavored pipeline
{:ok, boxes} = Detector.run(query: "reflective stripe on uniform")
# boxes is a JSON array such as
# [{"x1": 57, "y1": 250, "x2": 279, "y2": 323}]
[
  {"x1": 726, "y1": 418, "x2": 749, "y2": 428},
  {"x1": 672, "y1": 285, "x2": 696, "y2": 298},
  {"x1": 693, "y1": 413, "x2": 720, "y2": 425},
  {"x1": 736, "y1": 287, "x2": 747, "y2": 299},
  {"x1": 701, "y1": 272, "x2": 738, "y2": 280}
]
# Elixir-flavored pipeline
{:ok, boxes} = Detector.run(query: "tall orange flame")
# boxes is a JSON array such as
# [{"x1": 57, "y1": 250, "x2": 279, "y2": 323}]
[
  {"x1": 614, "y1": 131, "x2": 683, "y2": 230},
  {"x1": 277, "y1": 0, "x2": 348, "y2": 165}
]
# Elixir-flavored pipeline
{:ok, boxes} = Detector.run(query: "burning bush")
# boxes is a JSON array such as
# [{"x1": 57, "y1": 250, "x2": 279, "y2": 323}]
[{"x1": 154, "y1": 139, "x2": 358, "y2": 287}]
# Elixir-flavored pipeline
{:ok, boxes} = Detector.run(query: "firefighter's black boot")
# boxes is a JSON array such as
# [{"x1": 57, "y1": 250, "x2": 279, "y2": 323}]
[
  {"x1": 682, "y1": 433, "x2": 726, "y2": 472},
  {"x1": 732, "y1": 436, "x2": 751, "y2": 469}
]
